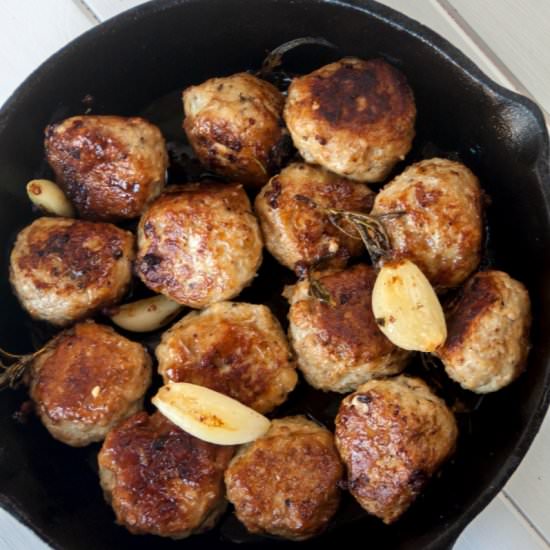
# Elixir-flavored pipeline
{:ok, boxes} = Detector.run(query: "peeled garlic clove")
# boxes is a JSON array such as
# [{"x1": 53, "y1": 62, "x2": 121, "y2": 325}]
[
  {"x1": 372, "y1": 259, "x2": 447, "y2": 352},
  {"x1": 152, "y1": 382, "x2": 271, "y2": 445},
  {"x1": 26, "y1": 179, "x2": 75, "y2": 217},
  {"x1": 109, "y1": 295, "x2": 182, "y2": 332}
]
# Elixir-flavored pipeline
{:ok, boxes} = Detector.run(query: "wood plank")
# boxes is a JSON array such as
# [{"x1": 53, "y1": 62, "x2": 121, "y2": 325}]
[
  {"x1": 81, "y1": 0, "x2": 146, "y2": 21},
  {"x1": 0, "y1": 508, "x2": 50, "y2": 550},
  {"x1": 505, "y1": 409, "x2": 550, "y2": 543},
  {"x1": 446, "y1": 0, "x2": 550, "y2": 114},
  {"x1": 456, "y1": 494, "x2": 549, "y2": 550},
  {"x1": 0, "y1": 0, "x2": 94, "y2": 106},
  {"x1": 374, "y1": 0, "x2": 511, "y2": 86}
]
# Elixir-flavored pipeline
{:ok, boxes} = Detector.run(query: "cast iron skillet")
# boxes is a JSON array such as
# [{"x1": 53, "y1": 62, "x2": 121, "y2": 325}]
[{"x1": 1, "y1": 0, "x2": 549, "y2": 548}]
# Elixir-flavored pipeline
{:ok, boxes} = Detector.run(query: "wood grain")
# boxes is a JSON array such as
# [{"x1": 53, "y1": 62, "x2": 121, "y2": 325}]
[
  {"x1": 446, "y1": 0, "x2": 550, "y2": 114},
  {"x1": 0, "y1": 0, "x2": 94, "y2": 106}
]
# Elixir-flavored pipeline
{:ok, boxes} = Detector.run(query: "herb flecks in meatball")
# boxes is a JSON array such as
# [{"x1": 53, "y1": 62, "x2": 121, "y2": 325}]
[
  {"x1": 255, "y1": 162, "x2": 373, "y2": 272},
  {"x1": 45, "y1": 115, "x2": 168, "y2": 221},
  {"x1": 183, "y1": 73, "x2": 289, "y2": 187},
  {"x1": 285, "y1": 264, "x2": 409, "y2": 393},
  {"x1": 10, "y1": 217, "x2": 134, "y2": 326},
  {"x1": 156, "y1": 301, "x2": 297, "y2": 413},
  {"x1": 98, "y1": 411, "x2": 234, "y2": 539},
  {"x1": 135, "y1": 182, "x2": 263, "y2": 308},
  {"x1": 284, "y1": 57, "x2": 416, "y2": 182},
  {"x1": 30, "y1": 321, "x2": 151, "y2": 447},
  {"x1": 436, "y1": 270, "x2": 531, "y2": 393},
  {"x1": 225, "y1": 416, "x2": 343, "y2": 540},
  {"x1": 372, "y1": 158, "x2": 483, "y2": 289},
  {"x1": 335, "y1": 375, "x2": 458, "y2": 524}
]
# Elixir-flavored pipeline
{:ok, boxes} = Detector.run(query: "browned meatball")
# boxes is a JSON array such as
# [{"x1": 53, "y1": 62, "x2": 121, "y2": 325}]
[
  {"x1": 45, "y1": 115, "x2": 168, "y2": 221},
  {"x1": 255, "y1": 163, "x2": 374, "y2": 272},
  {"x1": 183, "y1": 73, "x2": 289, "y2": 187},
  {"x1": 29, "y1": 321, "x2": 151, "y2": 447},
  {"x1": 372, "y1": 158, "x2": 483, "y2": 289},
  {"x1": 335, "y1": 375, "x2": 458, "y2": 524},
  {"x1": 156, "y1": 301, "x2": 297, "y2": 413},
  {"x1": 436, "y1": 271, "x2": 531, "y2": 393},
  {"x1": 284, "y1": 264, "x2": 409, "y2": 393},
  {"x1": 135, "y1": 183, "x2": 263, "y2": 308},
  {"x1": 98, "y1": 411, "x2": 234, "y2": 538},
  {"x1": 284, "y1": 57, "x2": 416, "y2": 182},
  {"x1": 10, "y1": 217, "x2": 134, "y2": 326},
  {"x1": 225, "y1": 416, "x2": 343, "y2": 540}
]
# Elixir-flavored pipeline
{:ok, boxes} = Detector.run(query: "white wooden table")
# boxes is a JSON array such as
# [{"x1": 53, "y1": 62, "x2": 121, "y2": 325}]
[{"x1": 0, "y1": 1, "x2": 548, "y2": 549}]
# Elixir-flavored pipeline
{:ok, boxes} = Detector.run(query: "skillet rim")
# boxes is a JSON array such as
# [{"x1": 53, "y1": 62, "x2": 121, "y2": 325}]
[{"x1": 0, "y1": 0, "x2": 549, "y2": 548}]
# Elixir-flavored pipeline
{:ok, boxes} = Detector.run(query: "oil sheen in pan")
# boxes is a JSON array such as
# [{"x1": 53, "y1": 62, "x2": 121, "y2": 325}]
[{"x1": 19, "y1": 63, "x2": 492, "y2": 543}]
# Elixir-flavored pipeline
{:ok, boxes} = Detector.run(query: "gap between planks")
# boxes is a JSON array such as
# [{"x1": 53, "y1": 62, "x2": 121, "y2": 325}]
[{"x1": 434, "y1": 0, "x2": 550, "y2": 124}]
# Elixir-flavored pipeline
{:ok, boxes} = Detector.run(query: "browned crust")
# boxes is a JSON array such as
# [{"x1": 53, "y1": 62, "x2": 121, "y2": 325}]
[
  {"x1": 135, "y1": 182, "x2": 262, "y2": 307},
  {"x1": 335, "y1": 376, "x2": 457, "y2": 524},
  {"x1": 156, "y1": 303, "x2": 297, "y2": 414},
  {"x1": 306, "y1": 58, "x2": 414, "y2": 131},
  {"x1": 183, "y1": 73, "x2": 289, "y2": 187},
  {"x1": 15, "y1": 219, "x2": 130, "y2": 292},
  {"x1": 304, "y1": 264, "x2": 396, "y2": 361},
  {"x1": 45, "y1": 115, "x2": 168, "y2": 221},
  {"x1": 255, "y1": 163, "x2": 373, "y2": 271},
  {"x1": 225, "y1": 417, "x2": 343, "y2": 540},
  {"x1": 10, "y1": 217, "x2": 134, "y2": 325},
  {"x1": 443, "y1": 272, "x2": 501, "y2": 352},
  {"x1": 98, "y1": 412, "x2": 234, "y2": 538},
  {"x1": 30, "y1": 322, "x2": 151, "y2": 435}
]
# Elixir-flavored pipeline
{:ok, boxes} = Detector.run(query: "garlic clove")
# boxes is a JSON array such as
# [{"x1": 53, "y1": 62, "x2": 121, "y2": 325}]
[
  {"x1": 26, "y1": 179, "x2": 75, "y2": 217},
  {"x1": 109, "y1": 295, "x2": 183, "y2": 332},
  {"x1": 372, "y1": 259, "x2": 447, "y2": 352},
  {"x1": 152, "y1": 382, "x2": 271, "y2": 446}
]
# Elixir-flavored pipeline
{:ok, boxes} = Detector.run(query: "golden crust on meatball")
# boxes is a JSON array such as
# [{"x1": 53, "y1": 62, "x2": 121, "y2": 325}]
[
  {"x1": 255, "y1": 163, "x2": 374, "y2": 272},
  {"x1": 183, "y1": 73, "x2": 289, "y2": 187},
  {"x1": 45, "y1": 115, "x2": 168, "y2": 221},
  {"x1": 225, "y1": 416, "x2": 342, "y2": 540},
  {"x1": 156, "y1": 301, "x2": 297, "y2": 413},
  {"x1": 436, "y1": 270, "x2": 531, "y2": 393},
  {"x1": 29, "y1": 321, "x2": 151, "y2": 447},
  {"x1": 98, "y1": 412, "x2": 234, "y2": 539},
  {"x1": 285, "y1": 264, "x2": 409, "y2": 393},
  {"x1": 335, "y1": 375, "x2": 458, "y2": 524},
  {"x1": 10, "y1": 217, "x2": 134, "y2": 326},
  {"x1": 372, "y1": 158, "x2": 483, "y2": 289},
  {"x1": 284, "y1": 57, "x2": 416, "y2": 182},
  {"x1": 135, "y1": 183, "x2": 263, "y2": 308}
]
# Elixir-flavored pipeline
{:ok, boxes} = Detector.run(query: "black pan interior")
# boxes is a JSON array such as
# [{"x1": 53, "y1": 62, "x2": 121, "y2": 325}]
[{"x1": 0, "y1": 1, "x2": 549, "y2": 549}]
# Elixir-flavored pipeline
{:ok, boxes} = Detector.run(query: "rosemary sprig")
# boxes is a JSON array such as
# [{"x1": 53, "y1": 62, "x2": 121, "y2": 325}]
[
  {"x1": 309, "y1": 274, "x2": 335, "y2": 306},
  {"x1": 0, "y1": 337, "x2": 59, "y2": 390},
  {"x1": 299, "y1": 255, "x2": 337, "y2": 306},
  {"x1": 293, "y1": 194, "x2": 405, "y2": 264}
]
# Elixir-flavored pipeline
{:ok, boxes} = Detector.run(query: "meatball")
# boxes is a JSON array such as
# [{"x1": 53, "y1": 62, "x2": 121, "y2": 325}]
[
  {"x1": 45, "y1": 115, "x2": 168, "y2": 222},
  {"x1": 255, "y1": 163, "x2": 374, "y2": 272},
  {"x1": 10, "y1": 217, "x2": 134, "y2": 326},
  {"x1": 135, "y1": 183, "x2": 263, "y2": 308},
  {"x1": 29, "y1": 321, "x2": 151, "y2": 447},
  {"x1": 436, "y1": 270, "x2": 531, "y2": 393},
  {"x1": 335, "y1": 375, "x2": 458, "y2": 524},
  {"x1": 98, "y1": 411, "x2": 234, "y2": 538},
  {"x1": 284, "y1": 264, "x2": 409, "y2": 393},
  {"x1": 156, "y1": 301, "x2": 297, "y2": 413},
  {"x1": 284, "y1": 57, "x2": 416, "y2": 182},
  {"x1": 225, "y1": 416, "x2": 342, "y2": 540},
  {"x1": 183, "y1": 73, "x2": 289, "y2": 187},
  {"x1": 371, "y1": 158, "x2": 483, "y2": 289}
]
